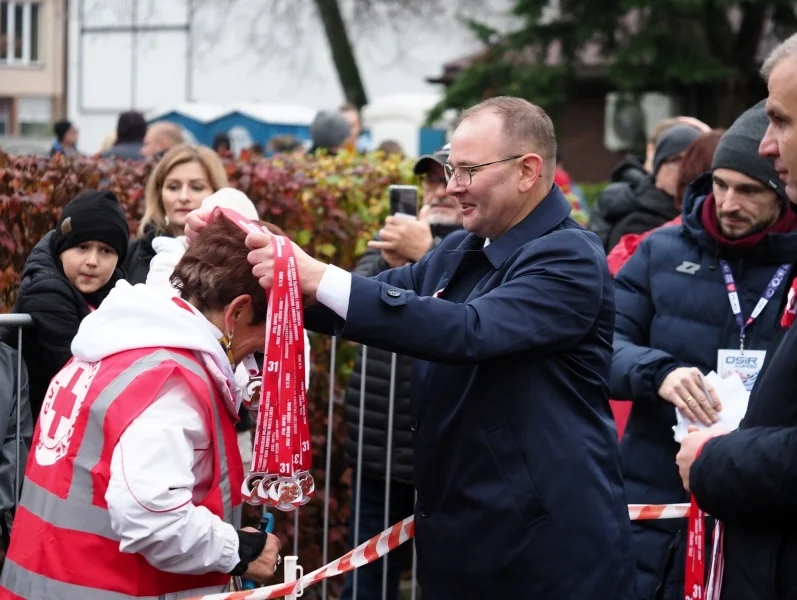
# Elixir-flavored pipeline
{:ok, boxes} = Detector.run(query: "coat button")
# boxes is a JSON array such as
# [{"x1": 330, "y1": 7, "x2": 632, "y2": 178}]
[
  {"x1": 387, "y1": 289, "x2": 400, "y2": 298},
  {"x1": 419, "y1": 504, "x2": 431, "y2": 517},
  {"x1": 410, "y1": 418, "x2": 419, "y2": 432}
]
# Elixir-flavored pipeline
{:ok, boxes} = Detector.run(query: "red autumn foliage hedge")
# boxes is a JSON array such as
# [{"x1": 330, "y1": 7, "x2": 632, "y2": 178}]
[{"x1": 0, "y1": 149, "x2": 416, "y2": 594}]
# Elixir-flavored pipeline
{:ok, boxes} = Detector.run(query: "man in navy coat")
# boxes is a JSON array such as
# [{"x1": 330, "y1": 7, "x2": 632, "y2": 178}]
[{"x1": 189, "y1": 96, "x2": 635, "y2": 598}]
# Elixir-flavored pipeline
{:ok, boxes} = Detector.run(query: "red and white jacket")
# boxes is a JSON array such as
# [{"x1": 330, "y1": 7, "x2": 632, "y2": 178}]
[{"x1": 0, "y1": 281, "x2": 245, "y2": 599}]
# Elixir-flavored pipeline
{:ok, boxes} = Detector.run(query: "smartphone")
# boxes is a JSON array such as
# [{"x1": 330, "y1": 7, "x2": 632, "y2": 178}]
[{"x1": 388, "y1": 185, "x2": 419, "y2": 217}]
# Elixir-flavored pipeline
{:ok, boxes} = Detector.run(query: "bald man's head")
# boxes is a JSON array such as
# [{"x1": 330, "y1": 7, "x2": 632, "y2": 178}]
[{"x1": 141, "y1": 121, "x2": 185, "y2": 157}]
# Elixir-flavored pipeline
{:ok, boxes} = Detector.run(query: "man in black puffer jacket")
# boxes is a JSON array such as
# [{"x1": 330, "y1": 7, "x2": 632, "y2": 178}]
[
  {"x1": 676, "y1": 35, "x2": 797, "y2": 600},
  {"x1": 590, "y1": 125, "x2": 702, "y2": 251},
  {"x1": 340, "y1": 145, "x2": 462, "y2": 600},
  {"x1": 611, "y1": 101, "x2": 797, "y2": 600}
]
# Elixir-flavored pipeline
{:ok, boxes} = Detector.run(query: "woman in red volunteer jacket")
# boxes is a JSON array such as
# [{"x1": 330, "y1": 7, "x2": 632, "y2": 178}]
[{"x1": 0, "y1": 214, "x2": 281, "y2": 599}]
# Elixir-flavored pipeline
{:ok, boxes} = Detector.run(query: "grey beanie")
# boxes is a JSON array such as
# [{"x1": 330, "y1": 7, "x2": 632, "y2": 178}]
[
  {"x1": 653, "y1": 124, "x2": 702, "y2": 175},
  {"x1": 712, "y1": 100, "x2": 786, "y2": 201},
  {"x1": 310, "y1": 111, "x2": 351, "y2": 151}
]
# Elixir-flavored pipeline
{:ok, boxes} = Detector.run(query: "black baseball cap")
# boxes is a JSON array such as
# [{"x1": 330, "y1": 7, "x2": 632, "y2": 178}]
[{"x1": 413, "y1": 143, "x2": 450, "y2": 175}]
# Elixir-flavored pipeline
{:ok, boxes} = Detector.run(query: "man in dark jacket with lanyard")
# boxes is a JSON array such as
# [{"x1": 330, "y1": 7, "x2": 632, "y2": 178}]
[
  {"x1": 224, "y1": 96, "x2": 635, "y2": 599},
  {"x1": 677, "y1": 33, "x2": 797, "y2": 599},
  {"x1": 611, "y1": 99, "x2": 797, "y2": 600},
  {"x1": 341, "y1": 144, "x2": 462, "y2": 600}
]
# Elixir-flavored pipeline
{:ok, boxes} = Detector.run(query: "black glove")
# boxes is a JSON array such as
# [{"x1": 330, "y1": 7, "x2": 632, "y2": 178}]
[{"x1": 229, "y1": 529, "x2": 268, "y2": 576}]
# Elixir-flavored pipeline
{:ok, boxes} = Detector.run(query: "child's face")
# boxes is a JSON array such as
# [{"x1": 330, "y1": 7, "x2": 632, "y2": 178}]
[{"x1": 60, "y1": 241, "x2": 119, "y2": 294}]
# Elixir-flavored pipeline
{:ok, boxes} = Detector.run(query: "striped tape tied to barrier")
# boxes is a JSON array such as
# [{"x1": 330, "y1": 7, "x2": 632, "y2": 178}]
[{"x1": 189, "y1": 503, "x2": 692, "y2": 600}]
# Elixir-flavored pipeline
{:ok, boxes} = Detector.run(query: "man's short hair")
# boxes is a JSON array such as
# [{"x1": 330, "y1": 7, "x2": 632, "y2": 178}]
[
  {"x1": 213, "y1": 132, "x2": 231, "y2": 152},
  {"x1": 53, "y1": 120, "x2": 72, "y2": 141},
  {"x1": 116, "y1": 111, "x2": 147, "y2": 143},
  {"x1": 339, "y1": 102, "x2": 359, "y2": 114},
  {"x1": 460, "y1": 96, "x2": 557, "y2": 181},
  {"x1": 151, "y1": 121, "x2": 184, "y2": 147},
  {"x1": 762, "y1": 32, "x2": 797, "y2": 81}
]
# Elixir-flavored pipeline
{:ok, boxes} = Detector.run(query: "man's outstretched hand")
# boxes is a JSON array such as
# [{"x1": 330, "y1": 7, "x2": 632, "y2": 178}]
[
  {"x1": 185, "y1": 206, "x2": 329, "y2": 297},
  {"x1": 185, "y1": 207, "x2": 213, "y2": 243},
  {"x1": 246, "y1": 229, "x2": 328, "y2": 297}
]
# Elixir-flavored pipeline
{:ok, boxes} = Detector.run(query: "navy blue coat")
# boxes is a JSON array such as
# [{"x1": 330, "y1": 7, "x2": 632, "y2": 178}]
[
  {"x1": 691, "y1": 268, "x2": 797, "y2": 599},
  {"x1": 306, "y1": 186, "x2": 635, "y2": 599},
  {"x1": 611, "y1": 174, "x2": 797, "y2": 600}
]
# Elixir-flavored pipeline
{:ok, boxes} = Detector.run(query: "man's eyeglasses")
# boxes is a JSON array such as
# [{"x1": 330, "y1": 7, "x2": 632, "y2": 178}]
[{"x1": 444, "y1": 155, "x2": 523, "y2": 187}]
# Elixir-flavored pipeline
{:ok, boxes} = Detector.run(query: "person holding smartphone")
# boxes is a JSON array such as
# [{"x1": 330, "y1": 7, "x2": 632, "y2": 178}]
[
  {"x1": 367, "y1": 144, "x2": 462, "y2": 269},
  {"x1": 339, "y1": 144, "x2": 462, "y2": 600}
]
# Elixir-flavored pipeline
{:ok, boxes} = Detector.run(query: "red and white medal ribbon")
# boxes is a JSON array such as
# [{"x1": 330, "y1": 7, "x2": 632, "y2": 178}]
[
  {"x1": 705, "y1": 522, "x2": 724, "y2": 600},
  {"x1": 214, "y1": 208, "x2": 313, "y2": 512},
  {"x1": 781, "y1": 283, "x2": 797, "y2": 328},
  {"x1": 684, "y1": 494, "x2": 705, "y2": 600}
]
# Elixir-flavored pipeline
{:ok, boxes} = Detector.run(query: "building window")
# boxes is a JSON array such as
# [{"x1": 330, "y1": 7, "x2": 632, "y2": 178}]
[
  {"x1": 0, "y1": 1, "x2": 41, "y2": 65},
  {"x1": 0, "y1": 98, "x2": 9, "y2": 135},
  {"x1": 17, "y1": 96, "x2": 51, "y2": 137}
]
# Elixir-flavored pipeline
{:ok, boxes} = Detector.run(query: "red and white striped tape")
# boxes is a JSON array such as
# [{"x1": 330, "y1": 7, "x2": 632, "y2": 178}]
[
  {"x1": 628, "y1": 502, "x2": 690, "y2": 521},
  {"x1": 189, "y1": 503, "x2": 692, "y2": 600}
]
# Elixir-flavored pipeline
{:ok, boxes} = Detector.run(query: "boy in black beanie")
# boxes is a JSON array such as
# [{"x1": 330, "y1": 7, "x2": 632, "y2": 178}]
[
  {"x1": 51, "y1": 120, "x2": 78, "y2": 156},
  {"x1": 1, "y1": 191, "x2": 129, "y2": 416}
]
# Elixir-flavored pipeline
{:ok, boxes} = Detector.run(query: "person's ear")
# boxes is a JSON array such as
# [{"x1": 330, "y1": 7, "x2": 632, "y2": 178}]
[
  {"x1": 224, "y1": 295, "x2": 253, "y2": 334},
  {"x1": 518, "y1": 153, "x2": 544, "y2": 193}
]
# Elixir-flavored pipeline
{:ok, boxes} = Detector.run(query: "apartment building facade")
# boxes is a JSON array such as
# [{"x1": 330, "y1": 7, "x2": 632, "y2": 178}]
[{"x1": 0, "y1": 0, "x2": 66, "y2": 141}]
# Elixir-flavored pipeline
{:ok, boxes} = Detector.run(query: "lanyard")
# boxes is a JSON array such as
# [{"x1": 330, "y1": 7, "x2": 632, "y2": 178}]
[
  {"x1": 719, "y1": 260, "x2": 789, "y2": 350},
  {"x1": 216, "y1": 208, "x2": 313, "y2": 512}
]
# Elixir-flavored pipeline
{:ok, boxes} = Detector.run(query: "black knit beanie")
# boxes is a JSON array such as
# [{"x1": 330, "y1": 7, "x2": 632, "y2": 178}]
[
  {"x1": 52, "y1": 191, "x2": 130, "y2": 263},
  {"x1": 712, "y1": 100, "x2": 787, "y2": 202},
  {"x1": 653, "y1": 125, "x2": 702, "y2": 175},
  {"x1": 53, "y1": 120, "x2": 72, "y2": 141}
]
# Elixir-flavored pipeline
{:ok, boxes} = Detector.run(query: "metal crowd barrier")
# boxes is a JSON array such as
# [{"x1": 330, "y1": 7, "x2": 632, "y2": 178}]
[
  {"x1": 316, "y1": 338, "x2": 419, "y2": 600},
  {"x1": 0, "y1": 314, "x2": 33, "y2": 510}
]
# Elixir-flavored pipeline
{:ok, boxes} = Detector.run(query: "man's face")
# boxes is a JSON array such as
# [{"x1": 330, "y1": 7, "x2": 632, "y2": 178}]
[
  {"x1": 141, "y1": 127, "x2": 167, "y2": 157},
  {"x1": 421, "y1": 163, "x2": 462, "y2": 226},
  {"x1": 63, "y1": 126, "x2": 78, "y2": 148},
  {"x1": 655, "y1": 153, "x2": 683, "y2": 199},
  {"x1": 342, "y1": 109, "x2": 361, "y2": 148},
  {"x1": 712, "y1": 168, "x2": 781, "y2": 239},
  {"x1": 761, "y1": 57, "x2": 797, "y2": 203},
  {"x1": 446, "y1": 111, "x2": 525, "y2": 240}
]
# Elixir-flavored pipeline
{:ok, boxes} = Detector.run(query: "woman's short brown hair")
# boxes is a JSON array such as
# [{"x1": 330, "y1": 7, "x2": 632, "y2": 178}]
[
  {"x1": 675, "y1": 129, "x2": 726, "y2": 209},
  {"x1": 171, "y1": 214, "x2": 268, "y2": 324}
]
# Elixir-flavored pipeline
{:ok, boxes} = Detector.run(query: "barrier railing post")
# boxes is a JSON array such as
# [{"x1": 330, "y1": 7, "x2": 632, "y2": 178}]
[
  {"x1": 382, "y1": 352, "x2": 398, "y2": 600},
  {"x1": 284, "y1": 555, "x2": 304, "y2": 599},
  {"x1": 352, "y1": 345, "x2": 368, "y2": 600},
  {"x1": 15, "y1": 324, "x2": 23, "y2": 508},
  {"x1": 321, "y1": 336, "x2": 337, "y2": 600}
]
